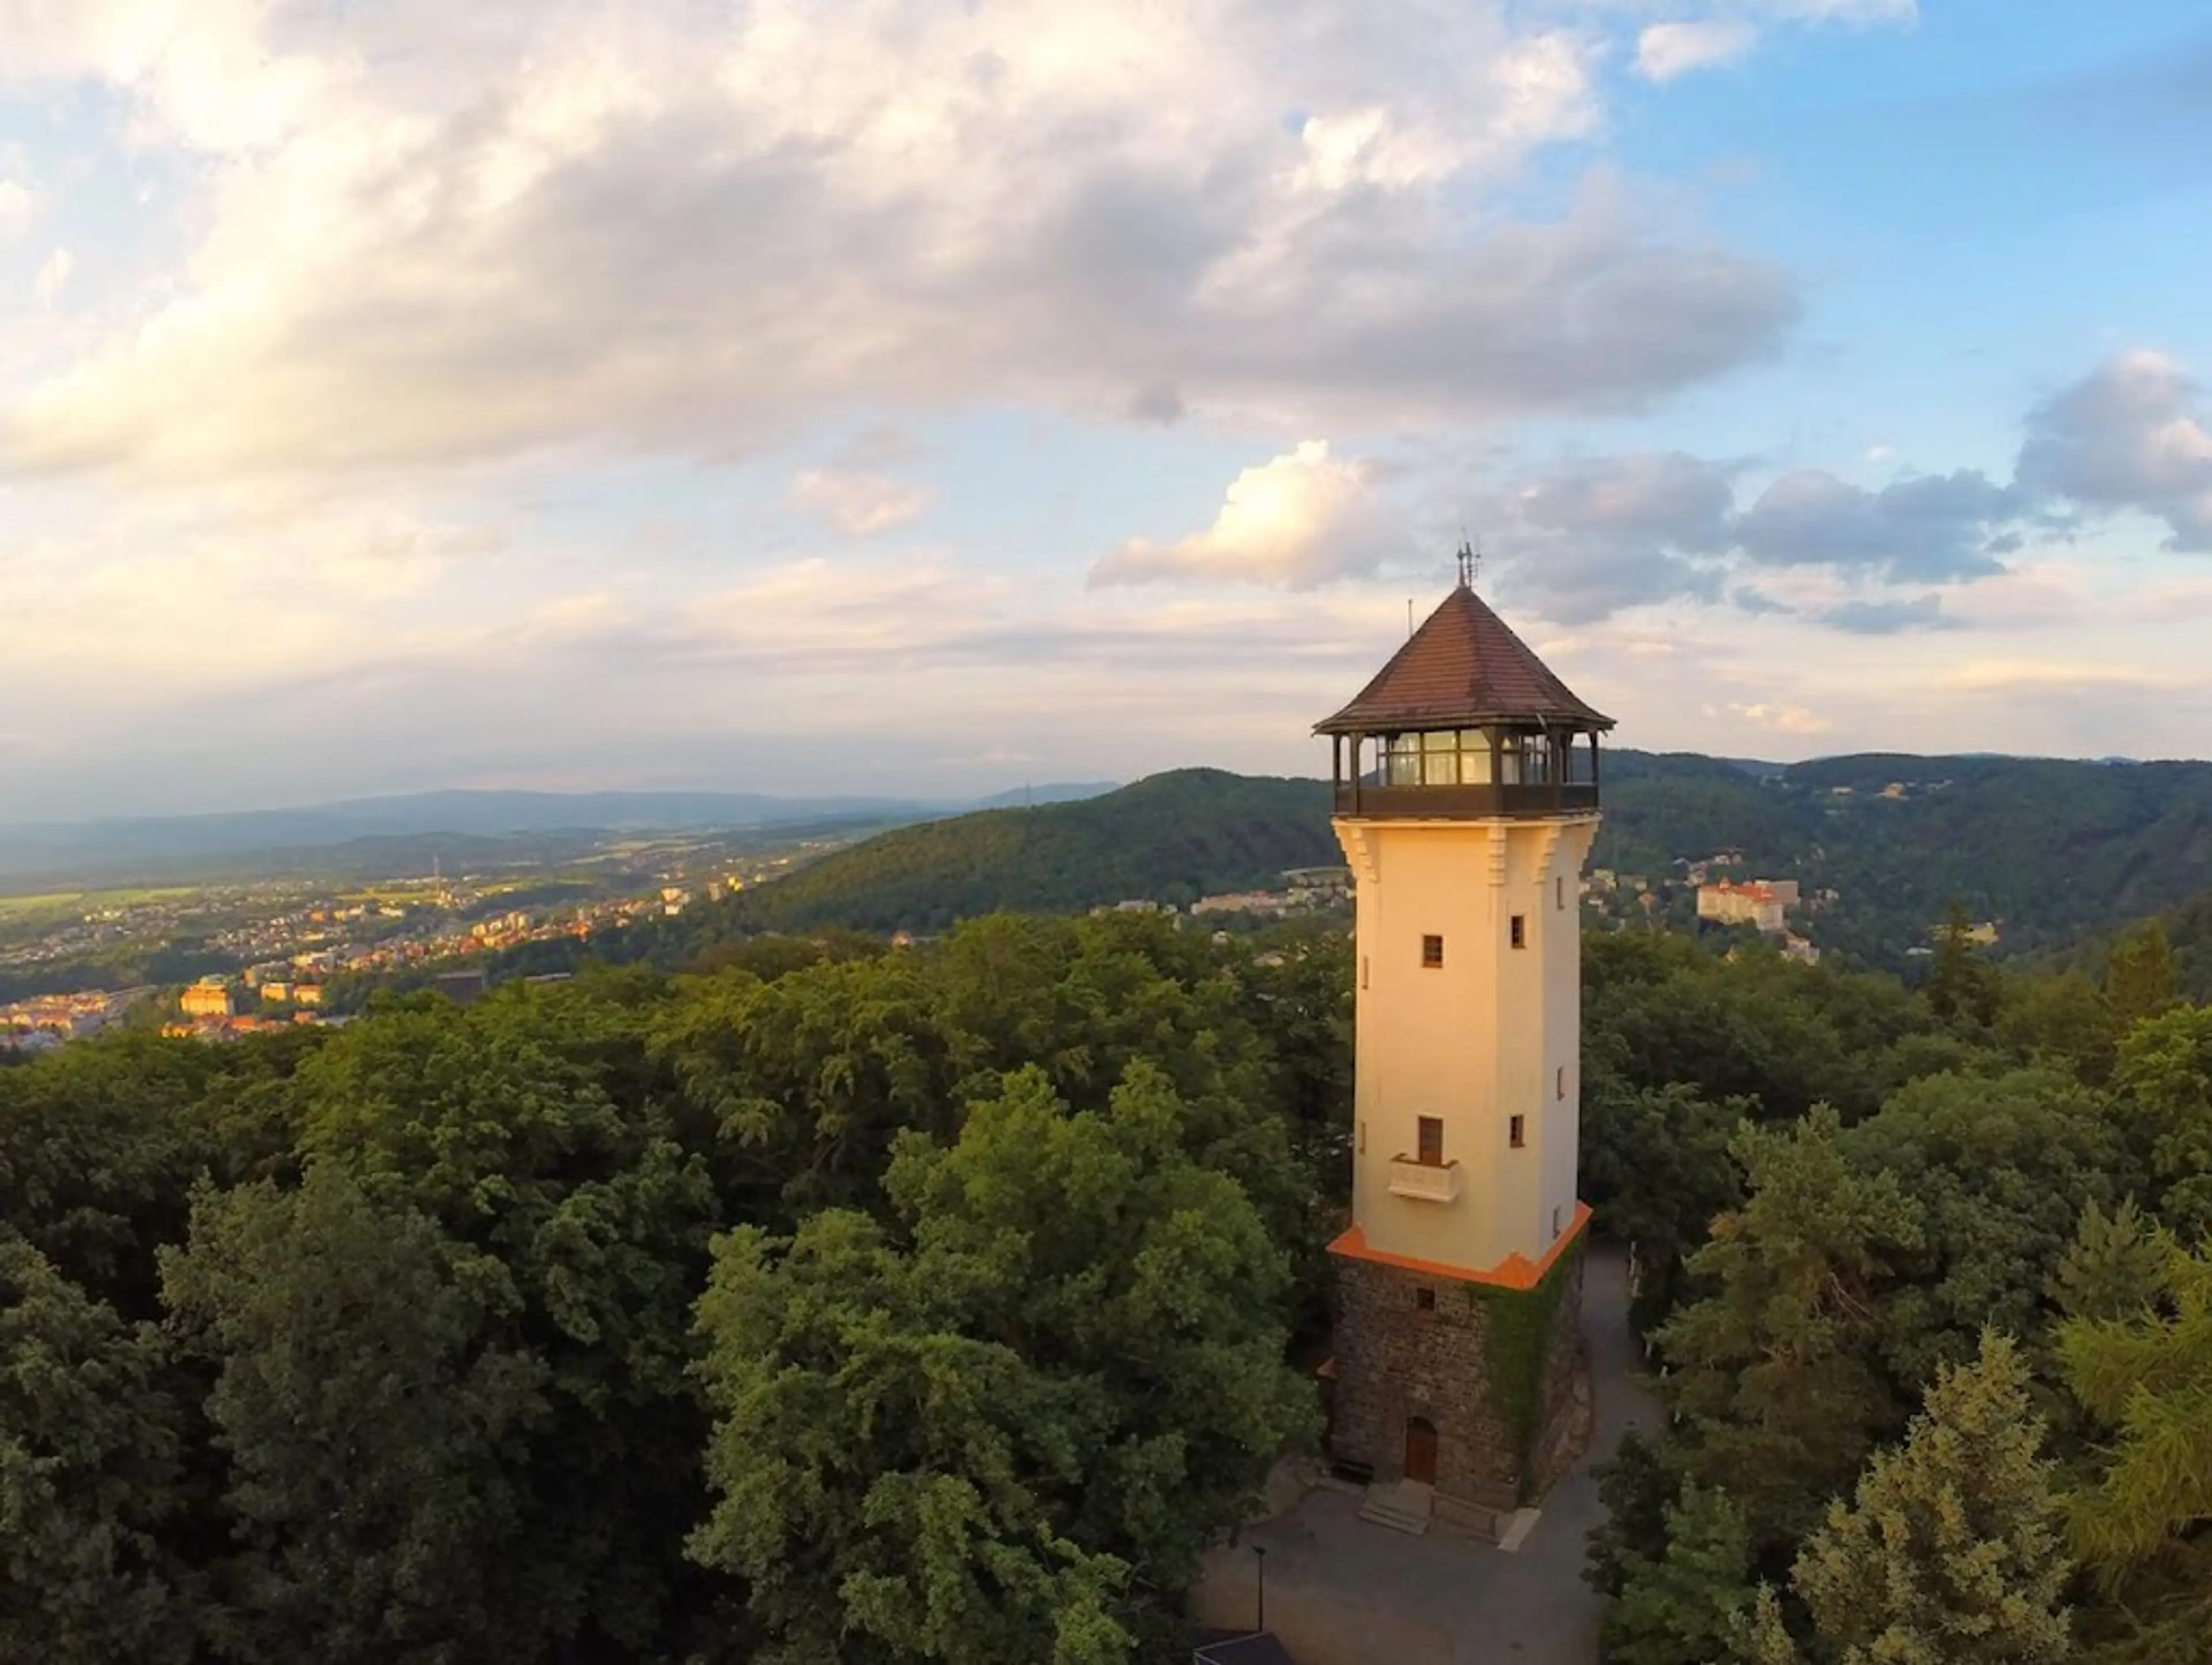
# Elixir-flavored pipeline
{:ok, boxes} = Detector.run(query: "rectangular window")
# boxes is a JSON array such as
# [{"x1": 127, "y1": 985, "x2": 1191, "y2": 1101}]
[
  {"x1": 1556, "y1": 1067, "x2": 1566, "y2": 1102},
  {"x1": 1509, "y1": 1114, "x2": 1525, "y2": 1148},
  {"x1": 1357, "y1": 1120, "x2": 1366, "y2": 1154},
  {"x1": 1386, "y1": 734, "x2": 1422, "y2": 786},
  {"x1": 1421, "y1": 730, "x2": 1460, "y2": 787},
  {"x1": 1421, "y1": 934, "x2": 1444, "y2": 968},
  {"x1": 1552, "y1": 1205, "x2": 1563, "y2": 1238},
  {"x1": 1460, "y1": 730, "x2": 1494, "y2": 785},
  {"x1": 1510, "y1": 915, "x2": 1527, "y2": 949},
  {"x1": 1360, "y1": 954, "x2": 1369, "y2": 990},
  {"x1": 1556, "y1": 875, "x2": 1566, "y2": 911},
  {"x1": 1417, "y1": 1116, "x2": 1444, "y2": 1166},
  {"x1": 1414, "y1": 1287, "x2": 1436, "y2": 1312}
]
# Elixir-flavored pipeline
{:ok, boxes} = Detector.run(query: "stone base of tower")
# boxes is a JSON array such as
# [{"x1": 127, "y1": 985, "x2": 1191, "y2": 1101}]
[{"x1": 1325, "y1": 1207, "x2": 1592, "y2": 1533}]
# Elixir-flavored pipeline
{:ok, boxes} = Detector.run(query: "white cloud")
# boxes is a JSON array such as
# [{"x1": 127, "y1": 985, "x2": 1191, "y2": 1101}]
[
  {"x1": 789, "y1": 469, "x2": 935, "y2": 537},
  {"x1": 32, "y1": 246, "x2": 71, "y2": 305},
  {"x1": 1726, "y1": 700, "x2": 1832, "y2": 734},
  {"x1": 1937, "y1": 659, "x2": 2186, "y2": 694},
  {"x1": 1778, "y1": 0, "x2": 1917, "y2": 22},
  {"x1": 0, "y1": 180, "x2": 33, "y2": 236},
  {"x1": 1089, "y1": 441, "x2": 1403, "y2": 589},
  {"x1": 1636, "y1": 21, "x2": 1758, "y2": 82},
  {"x1": 0, "y1": 0, "x2": 1796, "y2": 479}
]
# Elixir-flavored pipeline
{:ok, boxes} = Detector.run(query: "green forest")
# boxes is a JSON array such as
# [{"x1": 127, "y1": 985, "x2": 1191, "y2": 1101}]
[
  {"x1": 9, "y1": 897, "x2": 2212, "y2": 1662},
  {"x1": 584, "y1": 753, "x2": 2212, "y2": 972}
]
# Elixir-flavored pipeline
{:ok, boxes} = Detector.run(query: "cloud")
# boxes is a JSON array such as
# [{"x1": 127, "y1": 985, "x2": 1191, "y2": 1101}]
[
  {"x1": 2016, "y1": 351, "x2": 2212, "y2": 551},
  {"x1": 1938, "y1": 659, "x2": 2184, "y2": 693},
  {"x1": 1733, "y1": 468, "x2": 2022, "y2": 581},
  {"x1": 1486, "y1": 450, "x2": 1736, "y2": 621},
  {"x1": 1730, "y1": 584, "x2": 1792, "y2": 615},
  {"x1": 1725, "y1": 700, "x2": 1832, "y2": 735},
  {"x1": 1815, "y1": 593, "x2": 1956, "y2": 634},
  {"x1": 32, "y1": 246, "x2": 71, "y2": 305},
  {"x1": 0, "y1": 0, "x2": 1799, "y2": 479},
  {"x1": 789, "y1": 468, "x2": 935, "y2": 537},
  {"x1": 1090, "y1": 441, "x2": 1402, "y2": 589},
  {"x1": 1766, "y1": 0, "x2": 1917, "y2": 21},
  {"x1": 1637, "y1": 21, "x2": 1759, "y2": 82}
]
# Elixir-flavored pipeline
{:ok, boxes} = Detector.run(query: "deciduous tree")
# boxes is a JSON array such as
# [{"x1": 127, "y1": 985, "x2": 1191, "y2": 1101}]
[
  {"x1": 690, "y1": 1063, "x2": 1313, "y2": 1663},
  {"x1": 0, "y1": 1237, "x2": 190, "y2": 1665}
]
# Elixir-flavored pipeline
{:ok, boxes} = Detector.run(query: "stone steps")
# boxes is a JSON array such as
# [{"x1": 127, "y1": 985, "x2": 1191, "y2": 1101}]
[{"x1": 1357, "y1": 1479, "x2": 1434, "y2": 1536}]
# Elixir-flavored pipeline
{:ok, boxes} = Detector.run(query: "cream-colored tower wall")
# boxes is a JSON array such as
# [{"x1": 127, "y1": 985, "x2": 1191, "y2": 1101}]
[{"x1": 1335, "y1": 813, "x2": 1600, "y2": 1275}]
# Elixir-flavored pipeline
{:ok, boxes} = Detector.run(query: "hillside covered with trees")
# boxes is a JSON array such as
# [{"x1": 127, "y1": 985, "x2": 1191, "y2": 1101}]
[
  {"x1": 586, "y1": 752, "x2": 2212, "y2": 972},
  {"x1": 719, "y1": 767, "x2": 1338, "y2": 934}
]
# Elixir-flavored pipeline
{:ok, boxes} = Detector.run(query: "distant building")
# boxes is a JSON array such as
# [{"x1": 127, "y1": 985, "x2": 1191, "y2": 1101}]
[
  {"x1": 1782, "y1": 932, "x2": 1821, "y2": 965},
  {"x1": 1282, "y1": 866, "x2": 1352, "y2": 901},
  {"x1": 180, "y1": 982, "x2": 233, "y2": 1019},
  {"x1": 292, "y1": 984, "x2": 324, "y2": 1008},
  {"x1": 1697, "y1": 880, "x2": 1790, "y2": 935},
  {"x1": 1192, "y1": 892, "x2": 1288, "y2": 916}
]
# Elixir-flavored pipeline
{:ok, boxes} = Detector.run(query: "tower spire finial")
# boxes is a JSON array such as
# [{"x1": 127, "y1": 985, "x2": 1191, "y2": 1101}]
[{"x1": 1457, "y1": 535, "x2": 1480, "y2": 590}]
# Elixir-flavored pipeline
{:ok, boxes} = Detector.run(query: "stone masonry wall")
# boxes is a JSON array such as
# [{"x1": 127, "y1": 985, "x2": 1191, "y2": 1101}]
[{"x1": 1330, "y1": 1247, "x2": 1587, "y2": 1518}]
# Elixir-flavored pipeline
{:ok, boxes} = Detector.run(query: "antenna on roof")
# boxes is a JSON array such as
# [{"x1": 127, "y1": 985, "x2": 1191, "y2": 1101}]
[
  {"x1": 1457, "y1": 536, "x2": 1481, "y2": 590},
  {"x1": 1407, "y1": 597, "x2": 1415, "y2": 639}
]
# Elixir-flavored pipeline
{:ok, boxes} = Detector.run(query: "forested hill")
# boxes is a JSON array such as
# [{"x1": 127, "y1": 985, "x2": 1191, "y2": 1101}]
[
  {"x1": 634, "y1": 752, "x2": 2212, "y2": 961},
  {"x1": 721, "y1": 768, "x2": 1337, "y2": 933},
  {"x1": 1597, "y1": 750, "x2": 2212, "y2": 959}
]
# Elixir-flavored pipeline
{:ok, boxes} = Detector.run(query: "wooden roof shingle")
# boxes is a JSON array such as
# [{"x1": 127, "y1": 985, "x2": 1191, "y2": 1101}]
[{"x1": 1315, "y1": 583, "x2": 1614, "y2": 735}]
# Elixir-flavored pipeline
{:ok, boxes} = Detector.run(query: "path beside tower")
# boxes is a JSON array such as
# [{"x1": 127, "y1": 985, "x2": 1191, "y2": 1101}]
[{"x1": 1191, "y1": 1245, "x2": 1660, "y2": 1665}]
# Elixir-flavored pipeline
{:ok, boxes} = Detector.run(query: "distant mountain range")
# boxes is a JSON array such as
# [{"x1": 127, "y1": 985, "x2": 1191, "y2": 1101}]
[
  {"x1": 618, "y1": 752, "x2": 2212, "y2": 968},
  {"x1": 0, "y1": 784, "x2": 1118, "y2": 882}
]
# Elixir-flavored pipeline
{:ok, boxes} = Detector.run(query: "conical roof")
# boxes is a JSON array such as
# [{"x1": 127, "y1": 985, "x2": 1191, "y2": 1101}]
[{"x1": 1315, "y1": 584, "x2": 1614, "y2": 734}]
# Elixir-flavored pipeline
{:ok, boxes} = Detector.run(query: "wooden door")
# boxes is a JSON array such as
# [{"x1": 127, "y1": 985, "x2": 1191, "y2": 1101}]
[{"x1": 1404, "y1": 1417, "x2": 1438, "y2": 1486}]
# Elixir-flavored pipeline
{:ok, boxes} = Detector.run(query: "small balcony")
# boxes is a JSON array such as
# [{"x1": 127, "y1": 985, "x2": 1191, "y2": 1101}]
[{"x1": 1388, "y1": 1158, "x2": 1463, "y2": 1203}]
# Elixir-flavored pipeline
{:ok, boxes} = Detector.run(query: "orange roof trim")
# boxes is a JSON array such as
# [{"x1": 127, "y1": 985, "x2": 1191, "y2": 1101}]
[{"x1": 1328, "y1": 1201, "x2": 1593, "y2": 1292}]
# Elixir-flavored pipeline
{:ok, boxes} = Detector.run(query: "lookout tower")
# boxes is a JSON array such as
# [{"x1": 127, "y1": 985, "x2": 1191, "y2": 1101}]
[{"x1": 1313, "y1": 563, "x2": 1612, "y2": 1533}]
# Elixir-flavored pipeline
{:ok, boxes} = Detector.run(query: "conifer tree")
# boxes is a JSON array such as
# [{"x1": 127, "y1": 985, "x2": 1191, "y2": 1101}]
[
  {"x1": 1786, "y1": 1331, "x2": 2073, "y2": 1665},
  {"x1": 1600, "y1": 1482, "x2": 1759, "y2": 1665},
  {"x1": 2048, "y1": 1197, "x2": 2166, "y2": 1323},
  {"x1": 1657, "y1": 1108, "x2": 1922, "y2": 1553},
  {"x1": 2058, "y1": 1239, "x2": 2212, "y2": 1663},
  {"x1": 2104, "y1": 920, "x2": 2180, "y2": 1030},
  {"x1": 1925, "y1": 899, "x2": 1998, "y2": 1029}
]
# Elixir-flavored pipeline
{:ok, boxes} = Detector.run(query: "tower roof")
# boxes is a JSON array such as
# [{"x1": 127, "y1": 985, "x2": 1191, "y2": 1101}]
[{"x1": 1315, "y1": 583, "x2": 1615, "y2": 735}]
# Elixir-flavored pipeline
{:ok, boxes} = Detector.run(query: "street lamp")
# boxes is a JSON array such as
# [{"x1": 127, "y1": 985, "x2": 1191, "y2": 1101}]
[{"x1": 1251, "y1": 1543, "x2": 1267, "y2": 1634}]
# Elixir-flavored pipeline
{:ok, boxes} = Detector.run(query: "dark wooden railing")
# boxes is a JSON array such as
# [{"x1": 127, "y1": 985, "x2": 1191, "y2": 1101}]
[{"x1": 1332, "y1": 782, "x2": 1600, "y2": 818}]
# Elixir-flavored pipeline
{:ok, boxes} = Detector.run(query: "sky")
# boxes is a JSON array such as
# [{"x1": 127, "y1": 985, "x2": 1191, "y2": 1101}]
[{"x1": 1, "y1": 0, "x2": 2210, "y2": 820}]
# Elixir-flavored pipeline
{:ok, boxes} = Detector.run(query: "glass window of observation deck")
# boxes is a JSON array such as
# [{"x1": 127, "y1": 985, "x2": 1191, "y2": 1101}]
[{"x1": 1382, "y1": 730, "x2": 1497, "y2": 787}]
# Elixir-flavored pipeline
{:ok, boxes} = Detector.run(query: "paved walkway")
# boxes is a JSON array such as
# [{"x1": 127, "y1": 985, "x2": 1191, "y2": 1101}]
[{"x1": 1193, "y1": 1246, "x2": 1660, "y2": 1665}]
